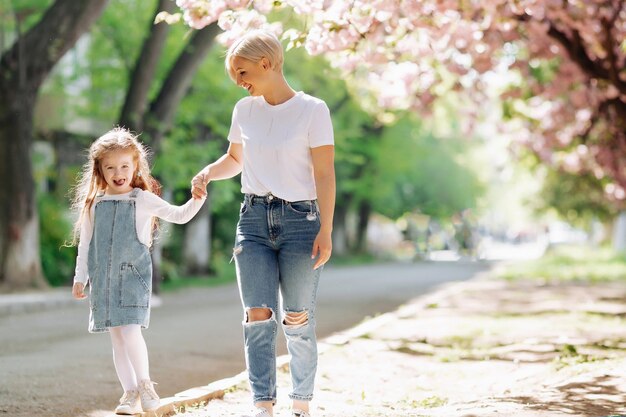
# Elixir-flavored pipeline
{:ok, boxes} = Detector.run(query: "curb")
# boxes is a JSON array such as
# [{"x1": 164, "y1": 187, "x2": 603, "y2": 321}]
[{"x1": 0, "y1": 289, "x2": 75, "y2": 316}]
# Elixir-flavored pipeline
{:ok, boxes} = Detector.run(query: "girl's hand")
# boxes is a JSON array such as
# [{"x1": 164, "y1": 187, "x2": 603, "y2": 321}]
[
  {"x1": 191, "y1": 170, "x2": 210, "y2": 200},
  {"x1": 311, "y1": 230, "x2": 332, "y2": 270},
  {"x1": 72, "y1": 282, "x2": 87, "y2": 300}
]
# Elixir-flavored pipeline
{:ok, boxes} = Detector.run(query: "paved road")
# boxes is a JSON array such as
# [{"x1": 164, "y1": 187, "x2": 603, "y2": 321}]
[{"x1": 0, "y1": 261, "x2": 491, "y2": 417}]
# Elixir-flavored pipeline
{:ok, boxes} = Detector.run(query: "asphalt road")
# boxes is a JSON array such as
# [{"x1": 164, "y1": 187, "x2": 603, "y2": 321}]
[{"x1": 0, "y1": 260, "x2": 491, "y2": 417}]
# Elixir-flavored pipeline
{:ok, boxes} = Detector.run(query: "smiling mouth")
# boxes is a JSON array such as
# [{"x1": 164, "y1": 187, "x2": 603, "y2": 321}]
[{"x1": 113, "y1": 179, "x2": 126, "y2": 186}]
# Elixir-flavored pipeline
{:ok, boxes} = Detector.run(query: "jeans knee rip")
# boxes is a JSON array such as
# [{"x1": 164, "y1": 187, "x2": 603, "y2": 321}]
[
  {"x1": 244, "y1": 307, "x2": 275, "y2": 326},
  {"x1": 283, "y1": 309, "x2": 309, "y2": 328}
]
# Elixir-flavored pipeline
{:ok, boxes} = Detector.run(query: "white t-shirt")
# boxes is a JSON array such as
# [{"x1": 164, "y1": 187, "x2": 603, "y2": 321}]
[
  {"x1": 73, "y1": 189, "x2": 205, "y2": 285},
  {"x1": 228, "y1": 91, "x2": 334, "y2": 202}
]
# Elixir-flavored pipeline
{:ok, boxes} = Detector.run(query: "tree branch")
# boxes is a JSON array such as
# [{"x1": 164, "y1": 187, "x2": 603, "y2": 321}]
[
  {"x1": 143, "y1": 22, "x2": 222, "y2": 152},
  {"x1": 600, "y1": 1, "x2": 626, "y2": 94},
  {"x1": 546, "y1": 21, "x2": 607, "y2": 80},
  {"x1": 0, "y1": 0, "x2": 110, "y2": 92},
  {"x1": 119, "y1": 0, "x2": 177, "y2": 131}
]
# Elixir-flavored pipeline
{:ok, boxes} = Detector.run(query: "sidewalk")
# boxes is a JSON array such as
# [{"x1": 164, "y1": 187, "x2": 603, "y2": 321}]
[
  {"x1": 0, "y1": 288, "x2": 74, "y2": 316},
  {"x1": 146, "y1": 272, "x2": 626, "y2": 417}
]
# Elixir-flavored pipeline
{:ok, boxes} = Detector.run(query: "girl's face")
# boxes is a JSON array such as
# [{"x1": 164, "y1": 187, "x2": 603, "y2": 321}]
[
  {"x1": 99, "y1": 148, "x2": 137, "y2": 195},
  {"x1": 231, "y1": 56, "x2": 270, "y2": 96}
]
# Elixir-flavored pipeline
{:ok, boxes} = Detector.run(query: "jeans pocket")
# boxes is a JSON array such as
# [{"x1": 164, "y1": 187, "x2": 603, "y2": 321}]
[
  {"x1": 287, "y1": 201, "x2": 313, "y2": 215},
  {"x1": 240, "y1": 201, "x2": 249, "y2": 215},
  {"x1": 119, "y1": 263, "x2": 150, "y2": 308}
]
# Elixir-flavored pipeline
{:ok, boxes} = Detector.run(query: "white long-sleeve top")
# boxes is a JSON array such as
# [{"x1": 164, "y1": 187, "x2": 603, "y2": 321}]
[{"x1": 73, "y1": 189, "x2": 205, "y2": 285}]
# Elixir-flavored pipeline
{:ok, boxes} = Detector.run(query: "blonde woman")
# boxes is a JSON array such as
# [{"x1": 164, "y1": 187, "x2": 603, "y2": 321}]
[{"x1": 191, "y1": 30, "x2": 335, "y2": 417}]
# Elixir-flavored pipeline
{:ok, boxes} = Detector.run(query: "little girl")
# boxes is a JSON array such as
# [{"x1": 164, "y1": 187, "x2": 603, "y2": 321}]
[{"x1": 70, "y1": 127, "x2": 205, "y2": 415}]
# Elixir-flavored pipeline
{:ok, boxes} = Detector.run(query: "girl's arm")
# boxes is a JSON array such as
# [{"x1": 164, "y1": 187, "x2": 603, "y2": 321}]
[
  {"x1": 311, "y1": 145, "x2": 336, "y2": 270},
  {"x1": 143, "y1": 191, "x2": 206, "y2": 224},
  {"x1": 191, "y1": 142, "x2": 243, "y2": 199},
  {"x1": 72, "y1": 209, "x2": 93, "y2": 299},
  {"x1": 73, "y1": 209, "x2": 94, "y2": 286}
]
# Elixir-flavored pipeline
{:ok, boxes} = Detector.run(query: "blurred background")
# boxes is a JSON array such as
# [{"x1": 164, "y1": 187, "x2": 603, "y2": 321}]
[
  {"x1": 3, "y1": 2, "x2": 626, "y2": 416},
  {"x1": 0, "y1": 0, "x2": 625, "y2": 294}
]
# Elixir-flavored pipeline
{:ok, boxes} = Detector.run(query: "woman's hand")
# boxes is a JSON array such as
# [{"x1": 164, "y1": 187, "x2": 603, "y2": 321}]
[
  {"x1": 191, "y1": 169, "x2": 210, "y2": 200},
  {"x1": 72, "y1": 282, "x2": 87, "y2": 300},
  {"x1": 311, "y1": 229, "x2": 332, "y2": 270}
]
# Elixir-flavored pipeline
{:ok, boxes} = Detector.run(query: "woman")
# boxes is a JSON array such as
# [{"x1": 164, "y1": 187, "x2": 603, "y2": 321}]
[{"x1": 191, "y1": 29, "x2": 335, "y2": 417}]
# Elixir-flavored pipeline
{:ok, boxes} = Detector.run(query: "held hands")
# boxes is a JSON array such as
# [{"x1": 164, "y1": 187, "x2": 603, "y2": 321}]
[
  {"x1": 312, "y1": 229, "x2": 332, "y2": 270},
  {"x1": 191, "y1": 169, "x2": 210, "y2": 200},
  {"x1": 72, "y1": 282, "x2": 87, "y2": 300}
]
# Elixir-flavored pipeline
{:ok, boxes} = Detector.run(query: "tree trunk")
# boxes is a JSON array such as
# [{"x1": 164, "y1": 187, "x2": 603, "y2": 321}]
[
  {"x1": 355, "y1": 200, "x2": 372, "y2": 253},
  {"x1": 120, "y1": 21, "x2": 221, "y2": 286},
  {"x1": 0, "y1": 92, "x2": 47, "y2": 289},
  {"x1": 183, "y1": 196, "x2": 211, "y2": 274},
  {"x1": 612, "y1": 211, "x2": 626, "y2": 252},
  {"x1": 118, "y1": 0, "x2": 176, "y2": 132},
  {"x1": 0, "y1": 0, "x2": 109, "y2": 289},
  {"x1": 332, "y1": 199, "x2": 350, "y2": 256},
  {"x1": 151, "y1": 186, "x2": 172, "y2": 294},
  {"x1": 142, "y1": 22, "x2": 221, "y2": 153}
]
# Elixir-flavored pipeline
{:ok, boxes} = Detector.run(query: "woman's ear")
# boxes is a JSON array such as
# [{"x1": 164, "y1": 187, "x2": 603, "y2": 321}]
[{"x1": 260, "y1": 57, "x2": 270, "y2": 71}]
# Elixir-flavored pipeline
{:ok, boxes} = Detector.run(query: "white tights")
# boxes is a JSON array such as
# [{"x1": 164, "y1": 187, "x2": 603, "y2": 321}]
[{"x1": 109, "y1": 324, "x2": 151, "y2": 391}]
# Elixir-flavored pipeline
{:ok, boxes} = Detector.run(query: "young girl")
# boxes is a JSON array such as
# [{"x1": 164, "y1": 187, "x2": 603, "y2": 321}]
[
  {"x1": 70, "y1": 127, "x2": 205, "y2": 415},
  {"x1": 191, "y1": 30, "x2": 335, "y2": 417}
]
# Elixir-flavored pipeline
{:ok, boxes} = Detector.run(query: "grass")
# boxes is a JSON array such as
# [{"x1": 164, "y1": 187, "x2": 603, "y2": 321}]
[
  {"x1": 494, "y1": 244, "x2": 626, "y2": 283},
  {"x1": 409, "y1": 395, "x2": 448, "y2": 408},
  {"x1": 161, "y1": 273, "x2": 236, "y2": 292},
  {"x1": 160, "y1": 252, "x2": 379, "y2": 292},
  {"x1": 160, "y1": 254, "x2": 238, "y2": 292},
  {"x1": 553, "y1": 343, "x2": 602, "y2": 370}
]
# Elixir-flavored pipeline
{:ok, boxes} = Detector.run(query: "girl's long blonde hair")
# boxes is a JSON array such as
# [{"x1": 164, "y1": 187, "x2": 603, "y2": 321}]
[{"x1": 69, "y1": 127, "x2": 160, "y2": 246}]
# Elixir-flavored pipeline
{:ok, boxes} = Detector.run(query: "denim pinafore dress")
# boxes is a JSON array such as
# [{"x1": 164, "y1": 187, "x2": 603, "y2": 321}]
[{"x1": 87, "y1": 188, "x2": 152, "y2": 333}]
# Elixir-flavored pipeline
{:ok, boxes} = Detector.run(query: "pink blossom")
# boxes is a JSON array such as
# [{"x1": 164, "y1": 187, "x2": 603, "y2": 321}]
[
  {"x1": 173, "y1": 0, "x2": 626, "y2": 193},
  {"x1": 252, "y1": 0, "x2": 277, "y2": 14},
  {"x1": 562, "y1": 152, "x2": 581, "y2": 172},
  {"x1": 283, "y1": 0, "x2": 325, "y2": 15}
]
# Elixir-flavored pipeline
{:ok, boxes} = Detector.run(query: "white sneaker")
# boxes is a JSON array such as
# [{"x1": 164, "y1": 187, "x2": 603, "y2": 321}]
[
  {"x1": 138, "y1": 379, "x2": 160, "y2": 411},
  {"x1": 241, "y1": 407, "x2": 272, "y2": 417},
  {"x1": 114, "y1": 390, "x2": 141, "y2": 415},
  {"x1": 292, "y1": 410, "x2": 310, "y2": 417}
]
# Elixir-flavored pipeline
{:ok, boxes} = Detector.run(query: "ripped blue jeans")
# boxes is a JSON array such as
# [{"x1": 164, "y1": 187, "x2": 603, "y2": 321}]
[{"x1": 233, "y1": 193, "x2": 322, "y2": 404}]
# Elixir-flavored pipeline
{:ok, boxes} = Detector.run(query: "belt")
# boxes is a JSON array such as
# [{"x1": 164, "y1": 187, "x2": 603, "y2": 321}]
[
  {"x1": 244, "y1": 193, "x2": 317, "y2": 206},
  {"x1": 245, "y1": 193, "x2": 287, "y2": 205}
]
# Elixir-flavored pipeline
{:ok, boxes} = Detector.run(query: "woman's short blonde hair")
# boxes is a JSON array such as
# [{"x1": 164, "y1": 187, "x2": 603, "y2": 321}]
[{"x1": 225, "y1": 29, "x2": 284, "y2": 82}]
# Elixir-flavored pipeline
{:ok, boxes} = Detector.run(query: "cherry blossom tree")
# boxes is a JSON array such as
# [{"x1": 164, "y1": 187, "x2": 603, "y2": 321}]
[{"x1": 169, "y1": 0, "x2": 626, "y2": 206}]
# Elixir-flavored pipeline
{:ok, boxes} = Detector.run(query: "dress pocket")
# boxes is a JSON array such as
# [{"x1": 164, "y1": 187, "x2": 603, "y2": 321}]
[{"x1": 119, "y1": 263, "x2": 150, "y2": 308}]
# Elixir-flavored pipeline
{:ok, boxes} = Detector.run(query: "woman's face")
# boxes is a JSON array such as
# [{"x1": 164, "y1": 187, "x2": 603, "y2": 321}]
[{"x1": 231, "y1": 55, "x2": 270, "y2": 96}]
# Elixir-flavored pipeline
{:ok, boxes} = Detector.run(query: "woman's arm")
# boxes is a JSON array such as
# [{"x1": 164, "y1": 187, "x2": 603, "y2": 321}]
[
  {"x1": 311, "y1": 145, "x2": 336, "y2": 270},
  {"x1": 191, "y1": 142, "x2": 243, "y2": 200}
]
